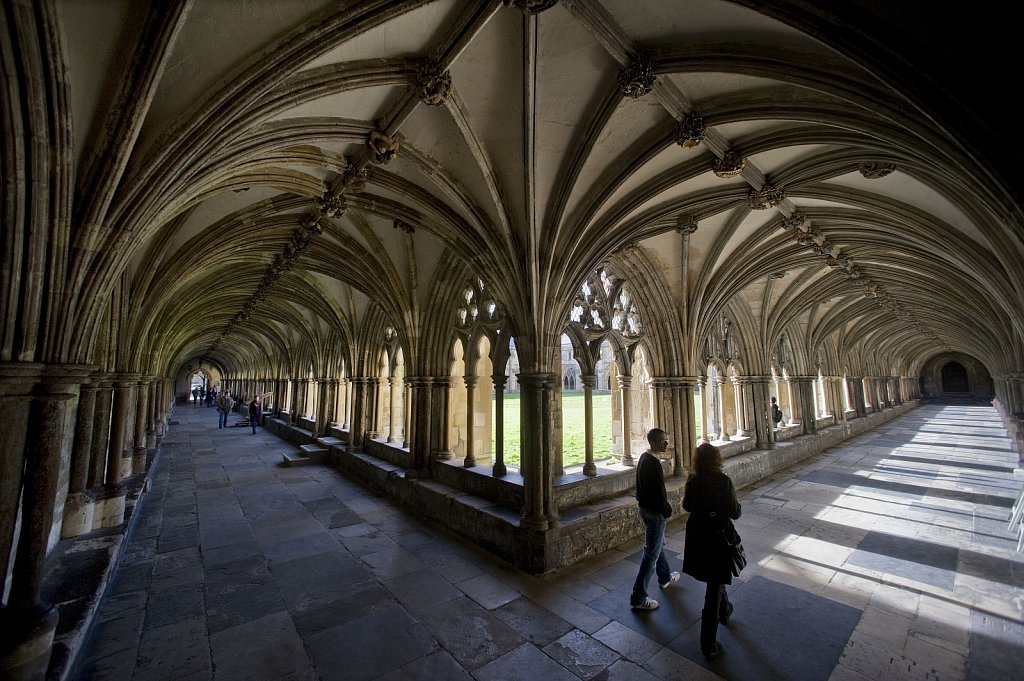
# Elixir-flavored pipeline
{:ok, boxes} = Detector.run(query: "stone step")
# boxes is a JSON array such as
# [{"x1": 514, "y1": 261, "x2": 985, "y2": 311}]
[
  {"x1": 300, "y1": 443, "x2": 328, "y2": 455},
  {"x1": 317, "y1": 436, "x2": 345, "y2": 448},
  {"x1": 281, "y1": 450, "x2": 320, "y2": 467}
]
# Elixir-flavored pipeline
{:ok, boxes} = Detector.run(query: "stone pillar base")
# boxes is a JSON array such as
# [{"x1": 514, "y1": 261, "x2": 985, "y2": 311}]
[
  {"x1": 0, "y1": 604, "x2": 58, "y2": 681},
  {"x1": 59, "y1": 491, "x2": 95, "y2": 539},
  {"x1": 90, "y1": 484, "x2": 126, "y2": 530},
  {"x1": 132, "y1": 447, "x2": 146, "y2": 475}
]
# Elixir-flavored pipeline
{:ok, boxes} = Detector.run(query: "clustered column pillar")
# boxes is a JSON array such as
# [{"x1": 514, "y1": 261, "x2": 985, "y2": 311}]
[
  {"x1": 851, "y1": 377, "x2": 867, "y2": 418},
  {"x1": 0, "y1": 364, "x2": 91, "y2": 681},
  {"x1": 830, "y1": 376, "x2": 847, "y2": 423},
  {"x1": 750, "y1": 377, "x2": 775, "y2": 450},
  {"x1": 349, "y1": 377, "x2": 367, "y2": 451},
  {"x1": 405, "y1": 377, "x2": 429, "y2": 477},
  {"x1": 518, "y1": 373, "x2": 557, "y2": 531},
  {"x1": 678, "y1": 377, "x2": 698, "y2": 471},
  {"x1": 432, "y1": 378, "x2": 453, "y2": 461},
  {"x1": 792, "y1": 376, "x2": 817, "y2": 435}
]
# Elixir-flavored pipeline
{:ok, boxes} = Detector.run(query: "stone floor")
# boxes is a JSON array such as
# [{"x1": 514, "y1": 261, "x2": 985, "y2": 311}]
[{"x1": 69, "y1": 403, "x2": 1024, "y2": 681}]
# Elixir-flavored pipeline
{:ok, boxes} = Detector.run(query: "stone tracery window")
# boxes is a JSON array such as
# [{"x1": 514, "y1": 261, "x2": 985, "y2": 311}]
[
  {"x1": 570, "y1": 267, "x2": 643, "y2": 341},
  {"x1": 450, "y1": 277, "x2": 509, "y2": 475},
  {"x1": 564, "y1": 266, "x2": 649, "y2": 471},
  {"x1": 455, "y1": 278, "x2": 504, "y2": 332}
]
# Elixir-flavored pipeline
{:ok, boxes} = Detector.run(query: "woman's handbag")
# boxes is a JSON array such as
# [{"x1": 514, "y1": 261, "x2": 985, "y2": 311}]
[{"x1": 723, "y1": 522, "x2": 747, "y2": 576}]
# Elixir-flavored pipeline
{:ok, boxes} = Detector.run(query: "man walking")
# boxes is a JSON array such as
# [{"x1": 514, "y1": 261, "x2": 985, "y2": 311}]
[
  {"x1": 629, "y1": 427, "x2": 679, "y2": 610},
  {"x1": 216, "y1": 390, "x2": 233, "y2": 428},
  {"x1": 248, "y1": 396, "x2": 261, "y2": 434}
]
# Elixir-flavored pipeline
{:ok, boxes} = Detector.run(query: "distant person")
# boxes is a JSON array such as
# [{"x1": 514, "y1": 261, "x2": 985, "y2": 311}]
[
  {"x1": 771, "y1": 396, "x2": 784, "y2": 429},
  {"x1": 216, "y1": 391, "x2": 233, "y2": 428},
  {"x1": 629, "y1": 428, "x2": 679, "y2": 610},
  {"x1": 205, "y1": 388, "x2": 214, "y2": 408},
  {"x1": 192, "y1": 387, "x2": 199, "y2": 404},
  {"x1": 248, "y1": 396, "x2": 261, "y2": 434},
  {"x1": 682, "y1": 442, "x2": 742, "y2": 660}
]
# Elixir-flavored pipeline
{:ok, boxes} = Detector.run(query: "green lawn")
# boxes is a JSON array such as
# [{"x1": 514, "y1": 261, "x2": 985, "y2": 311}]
[
  {"x1": 492, "y1": 392, "x2": 611, "y2": 467},
  {"x1": 491, "y1": 391, "x2": 703, "y2": 467}
]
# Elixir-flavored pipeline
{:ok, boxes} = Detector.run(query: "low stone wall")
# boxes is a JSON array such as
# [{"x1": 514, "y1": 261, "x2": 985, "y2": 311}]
[
  {"x1": 725, "y1": 402, "x2": 917, "y2": 490},
  {"x1": 275, "y1": 402, "x2": 920, "y2": 573},
  {"x1": 263, "y1": 417, "x2": 315, "y2": 446}
]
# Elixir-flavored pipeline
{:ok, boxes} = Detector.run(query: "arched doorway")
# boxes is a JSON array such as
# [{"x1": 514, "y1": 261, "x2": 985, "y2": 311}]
[{"x1": 941, "y1": 361, "x2": 969, "y2": 393}]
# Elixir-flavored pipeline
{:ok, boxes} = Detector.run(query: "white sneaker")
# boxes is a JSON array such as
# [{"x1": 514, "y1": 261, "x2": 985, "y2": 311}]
[
  {"x1": 659, "y1": 571, "x2": 681, "y2": 589},
  {"x1": 631, "y1": 597, "x2": 659, "y2": 610}
]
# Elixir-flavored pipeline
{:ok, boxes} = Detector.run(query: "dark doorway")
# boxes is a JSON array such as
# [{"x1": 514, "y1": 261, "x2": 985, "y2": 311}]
[{"x1": 941, "y1": 362, "x2": 969, "y2": 393}]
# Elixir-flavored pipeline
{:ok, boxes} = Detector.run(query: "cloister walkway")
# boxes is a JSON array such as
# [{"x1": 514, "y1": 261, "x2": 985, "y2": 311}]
[{"x1": 71, "y1": 403, "x2": 1024, "y2": 681}]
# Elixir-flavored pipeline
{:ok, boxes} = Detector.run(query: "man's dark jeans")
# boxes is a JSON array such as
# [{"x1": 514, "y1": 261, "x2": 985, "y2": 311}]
[{"x1": 630, "y1": 507, "x2": 671, "y2": 605}]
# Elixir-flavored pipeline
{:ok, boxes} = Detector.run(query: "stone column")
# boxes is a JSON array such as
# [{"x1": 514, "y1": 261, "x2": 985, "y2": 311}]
[
  {"x1": 793, "y1": 376, "x2": 817, "y2": 434},
  {"x1": 433, "y1": 378, "x2": 454, "y2": 461},
  {"x1": 403, "y1": 379, "x2": 411, "y2": 449},
  {"x1": 88, "y1": 378, "x2": 113, "y2": 488},
  {"x1": 518, "y1": 373, "x2": 557, "y2": 531},
  {"x1": 315, "y1": 378, "x2": 330, "y2": 436},
  {"x1": 387, "y1": 377, "x2": 399, "y2": 443},
  {"x1": 492, "y1": 373, "x2": 508, "y2": 477},
  {"x1": 463, "y1": 376, "x2": 477, "y2": 467},
  {"x1": 327, "y1": 378, "x2": 340, "y2": 433},
  {"x1": 851, "y1": 377, "x2": 867, "y2": 418},
  {"x1": 0, "y1": 364, "x2": 90, "y2": 681},
  {"x1": 617, "y1": 374, "x2": 633, "y2": 465},
  {"x1": 581, "y1": 374, "x2": 596, "y2": 476},
  {"x1": 1010, "y1": 373, "x2": 1024, "y2": 417},
  {"x1": 289, "y1": 378, "x2": 300, "y2": 423},
  {"x1": 342, "y1": 378, "x2": 351, "y2": 429},
  {"x1": 731, "y1": 377, "x2": 746, "y2": 438},
  {"x1": 406, "y1": 377, "x2": 429, "y2": 477},
  {"x1": 349, "y1": 378, "x2": 368, "y2": 451},
  {"x1": 145, "y1": 378, "x2": 158, "y2": 456},
  {"x1": 132, "y1": 377, "x2": 151, "y2": 475},
  {"x1": 108, "y1": 377, "x2": 134, "y2": 484},
  {"x1": 366, "y1": 378, "x2": 381, "y2": 439},
  {"x1": 750, "y1": 377, "x2": 775, "y2": 449},
  {"x1": 695, "y1": 376, "x2": 707, "y2": 441},
  {"x1": 714, "y1": 375, "x2": 726, "y2": 441},
  {"x1": 830, "y1": 377, "x2": 847, "y2": 422},
  {"x1": 63, "y1": 380, "x2": 98, "y2": 538},
  {"x1": 678, "y1": 377, "x2": 699, "y2": 471}
]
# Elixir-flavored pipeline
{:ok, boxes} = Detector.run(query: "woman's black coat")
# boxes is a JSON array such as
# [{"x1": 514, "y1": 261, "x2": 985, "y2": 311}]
[{"x1": 682, "y1": 471, "x2": 742, "y2": 584}]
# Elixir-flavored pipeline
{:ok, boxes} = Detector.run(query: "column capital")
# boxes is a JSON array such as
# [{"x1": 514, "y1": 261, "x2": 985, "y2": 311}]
[
  {"x1": 517, "y1": 372, "x2": 559, "y2": 388},
  {"x1": 651, "y1": 374, "x2": 700, "y2": 385},
  {"x1": 0, "y1": 362, "x2": 96, "y2": 391}
]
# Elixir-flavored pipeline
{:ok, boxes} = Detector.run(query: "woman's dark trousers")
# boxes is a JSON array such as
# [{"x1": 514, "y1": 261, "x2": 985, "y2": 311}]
[{"x1": 700, "y1": 582, "x2": 731, "y2": 654}]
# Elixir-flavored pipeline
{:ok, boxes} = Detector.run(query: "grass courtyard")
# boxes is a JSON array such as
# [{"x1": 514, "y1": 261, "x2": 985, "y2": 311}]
[{"x1": 492, "y1": 391, "x2": 703, "y2": 467}]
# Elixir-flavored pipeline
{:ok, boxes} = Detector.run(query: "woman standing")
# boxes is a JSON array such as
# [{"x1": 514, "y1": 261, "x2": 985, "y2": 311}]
[{"x1": 682, "y1": 442, "x2": 742, "y2": 659}]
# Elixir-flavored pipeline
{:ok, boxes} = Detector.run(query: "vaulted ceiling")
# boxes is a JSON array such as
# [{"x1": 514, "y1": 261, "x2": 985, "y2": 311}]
[{"x1": 46, "y1": 0, "x2": 1024, "y2": 378}]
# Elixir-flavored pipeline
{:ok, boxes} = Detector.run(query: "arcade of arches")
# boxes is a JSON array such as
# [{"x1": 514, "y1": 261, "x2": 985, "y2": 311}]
[{"x1": 3, "y1": 2, "x2": 1024, "y2": 679}]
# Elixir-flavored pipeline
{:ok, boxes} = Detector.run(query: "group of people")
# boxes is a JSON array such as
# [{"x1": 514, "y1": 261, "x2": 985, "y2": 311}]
[
  {"x1": 630, "y1": 427, "x2": 743, "y2": 661},
  {"x1": 213, "y1": 389, "x2": 262, "y2": 434},
  {"x1": 190, "y1": 385, "x2": 218, "y2": 407}
]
